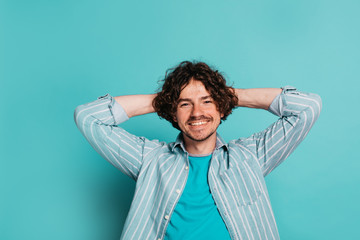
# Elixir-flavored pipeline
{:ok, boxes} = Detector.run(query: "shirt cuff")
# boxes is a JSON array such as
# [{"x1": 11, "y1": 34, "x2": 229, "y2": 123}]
[
  {"x1": 98, "y1": 93, "x2": 129, "y2": 125},
  {"x1": 268, "y1": 86, "x2": 297, "y2": 117}
]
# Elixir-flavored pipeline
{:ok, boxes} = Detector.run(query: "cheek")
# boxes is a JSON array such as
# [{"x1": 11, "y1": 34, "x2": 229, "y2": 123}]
[
  {"x1": 173, "y1": 109, "x2": 181, "y2": 123},
  {"x1": 173, "y1": 113, "x2": 183, "y2": 124},
  {"x1": 211, "y1": 108, "x2": 223, "y2": 119},
  {"x1": 174, "y1": 109, "x2": 189, "y2": 122}
]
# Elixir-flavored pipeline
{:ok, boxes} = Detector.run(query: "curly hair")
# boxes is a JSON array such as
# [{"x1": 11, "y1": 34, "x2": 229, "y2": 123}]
[{"x1": 153, "y1": 60, "x2": 239, "y2": 130}]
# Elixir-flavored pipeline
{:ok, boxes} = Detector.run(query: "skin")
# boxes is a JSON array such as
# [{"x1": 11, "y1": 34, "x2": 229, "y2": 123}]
[
  {"x1": 173, "y1": 79, "x2": 224, "y2": 155},
  {"x1": 114, "y1": 79, "x2": 282, "y2": 155}
]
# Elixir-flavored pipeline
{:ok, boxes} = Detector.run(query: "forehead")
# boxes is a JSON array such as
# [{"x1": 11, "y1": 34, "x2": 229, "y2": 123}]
[{"x1": 179, "y1": 79, "x2": 210, "y2": 99}]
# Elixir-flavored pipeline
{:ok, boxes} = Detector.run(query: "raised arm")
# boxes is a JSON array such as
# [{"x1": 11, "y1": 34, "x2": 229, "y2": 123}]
[
  {"x1": 74, "y1": 93, "x2": 160, "y2": 180},
  {"x1": 233, "y1": 86, "x2": 322, "y2": 177},
  {"x1": 234, "y1": 88, "x2": 282, "y2": 110},
  {"x1": 114, "y1": 94, "x2": 157, "y2": 118}
]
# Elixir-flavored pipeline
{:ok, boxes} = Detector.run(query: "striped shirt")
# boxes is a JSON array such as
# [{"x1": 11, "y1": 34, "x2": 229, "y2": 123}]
[{"x1": 74, "y1": 86, "x2": 322, "y2": 240}]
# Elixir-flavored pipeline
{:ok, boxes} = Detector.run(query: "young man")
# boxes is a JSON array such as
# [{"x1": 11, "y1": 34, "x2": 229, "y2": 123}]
[{"x1": 74, "y1": 61, "x2": 322, "y2": 240}]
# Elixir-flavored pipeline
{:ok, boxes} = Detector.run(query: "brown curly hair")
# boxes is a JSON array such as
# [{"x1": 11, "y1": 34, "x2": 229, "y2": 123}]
[{"x1": 153, "y1": 60, "x2": 238, "y2": 130}]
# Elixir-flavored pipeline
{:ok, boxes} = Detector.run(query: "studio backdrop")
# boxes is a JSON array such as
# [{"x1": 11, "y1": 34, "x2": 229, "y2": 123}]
[{"x1": 1, "y1": 0, "x2": 359, "y2": 239}]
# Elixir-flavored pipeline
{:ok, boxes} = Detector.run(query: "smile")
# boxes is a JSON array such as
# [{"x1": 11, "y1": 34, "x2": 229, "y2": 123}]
[{"x1": 188, "y1": 121, "x2": 208, "y2": 126}]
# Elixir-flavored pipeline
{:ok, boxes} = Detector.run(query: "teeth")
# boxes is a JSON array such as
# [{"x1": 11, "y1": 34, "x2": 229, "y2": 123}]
[{"x1": 190, "y1": 121, "x2": 206, "y2": 126}]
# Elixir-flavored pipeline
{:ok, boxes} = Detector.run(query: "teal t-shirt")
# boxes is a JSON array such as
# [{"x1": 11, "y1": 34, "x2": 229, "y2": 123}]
[{"x1": 164, "y1": 154, "x2": 231, "y2": 240}]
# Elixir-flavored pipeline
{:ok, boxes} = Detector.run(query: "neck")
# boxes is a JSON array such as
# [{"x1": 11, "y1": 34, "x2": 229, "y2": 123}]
[{"x1": 182, "y1": 132, "x2": 217, "y2": 155}]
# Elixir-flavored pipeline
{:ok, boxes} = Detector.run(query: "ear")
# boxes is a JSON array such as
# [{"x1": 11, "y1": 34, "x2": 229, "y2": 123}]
[
  {"x1": 173, "y1": 115, "x2": 178, "y2": 123},
  {"x1": 220, "y1": 112, "x2": 224, "y2": 118}
]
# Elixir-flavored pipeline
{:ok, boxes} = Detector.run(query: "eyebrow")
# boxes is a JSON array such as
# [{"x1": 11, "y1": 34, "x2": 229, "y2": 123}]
[{"x1": 178, "y1": 95, "x2": 212, "y2": 103}]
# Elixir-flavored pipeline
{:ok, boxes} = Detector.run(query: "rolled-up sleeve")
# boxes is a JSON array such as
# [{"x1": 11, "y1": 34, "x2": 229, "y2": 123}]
[
  {"x1": 74, "y1": 94, "x2": 145, "y2": 180},
  {"x1": 238, "y1": 86, "x2": 322, "y2": 176}
]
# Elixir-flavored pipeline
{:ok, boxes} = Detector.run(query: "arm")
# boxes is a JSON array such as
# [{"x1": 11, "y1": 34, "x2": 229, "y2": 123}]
[
  {"x1": 234, "y1": 86, "x2": 322, "y2": 176},
  {"x1": 114, "y1": 94, "x2": 157, "y2": 118},
  {"x1": 234, "y1": 88, "x2": 282, "y2": 110},
  {"x1": 74, "y1": 93, "x2": 160, "y2": 180}
]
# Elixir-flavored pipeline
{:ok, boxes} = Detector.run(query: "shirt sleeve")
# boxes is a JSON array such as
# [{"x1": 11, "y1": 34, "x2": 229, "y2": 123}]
[
  {"x1": 74, "y1": 93, "x2": 156, "y2": 180},
  {"x1": 235, "y1": 86, "x2": 322, "y2": 177}
]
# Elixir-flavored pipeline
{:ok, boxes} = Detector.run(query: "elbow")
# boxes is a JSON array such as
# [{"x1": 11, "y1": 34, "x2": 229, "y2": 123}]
[
  {"x1": 292, "y1": 92, "x2": 322, "y2": 126},
  {"x1": 311, "y1": 93, "x2": 322, "y2": 120},
  {"x1": 74, "y1": 105, "x2": 85, "y2": 130},
  {"x1": 300, "y1": 93, "x2": 322, "y2": 125}
]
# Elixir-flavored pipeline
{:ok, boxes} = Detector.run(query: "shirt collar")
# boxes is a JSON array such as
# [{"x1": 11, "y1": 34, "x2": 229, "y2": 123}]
[{"x1": 171, "y1": 132, "x2": 228, "y2": 153}]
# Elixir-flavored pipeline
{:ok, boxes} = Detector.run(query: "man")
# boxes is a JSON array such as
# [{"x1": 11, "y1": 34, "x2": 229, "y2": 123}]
[{"x1": 74, "y1": 61, "x2": 322, "y2": 240}]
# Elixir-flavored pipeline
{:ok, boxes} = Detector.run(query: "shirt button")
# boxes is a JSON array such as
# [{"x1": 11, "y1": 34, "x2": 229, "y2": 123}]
[
  {"x1": 176, "y1": 189, "x2": 181, "y2": 194},
  {"x1": 185, "y1": 166, "x2": 189, "y2": 170},
  {"x1": 164, "y1": 215, "x2": 169, "y2": 220}
]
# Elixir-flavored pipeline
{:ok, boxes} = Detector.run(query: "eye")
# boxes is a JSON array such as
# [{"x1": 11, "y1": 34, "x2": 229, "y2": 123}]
[
  {"x1": 204, "y1": 100, "x2": 212, "y2": 104},
  {"x1": 180, "y1": 103, "x2": 189, "y2": 107}
]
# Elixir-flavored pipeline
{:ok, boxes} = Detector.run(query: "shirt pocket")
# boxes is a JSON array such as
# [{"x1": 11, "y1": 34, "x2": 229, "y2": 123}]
[{"x1": 223, "y1": 160, "x2": 263, "y2": 207}]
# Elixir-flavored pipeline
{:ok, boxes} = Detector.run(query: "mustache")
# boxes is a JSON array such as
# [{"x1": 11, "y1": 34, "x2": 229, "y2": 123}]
[{"x1": 187, "y1": 116, "x2": 212, "y2": 123}]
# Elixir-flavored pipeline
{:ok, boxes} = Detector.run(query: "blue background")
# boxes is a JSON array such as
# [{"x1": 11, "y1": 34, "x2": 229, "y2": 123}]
[{"x1": 1, "y1": 0, "x2": 359, "y2": 239}]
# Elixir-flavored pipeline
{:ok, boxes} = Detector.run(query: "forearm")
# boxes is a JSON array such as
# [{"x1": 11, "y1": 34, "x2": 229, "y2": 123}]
[
  {"x1": 235, "y1": 88, "x2": 282, "y2": 110},
  {"x1": 114, "y1": 94, "x2": 157, "y2": 118}
]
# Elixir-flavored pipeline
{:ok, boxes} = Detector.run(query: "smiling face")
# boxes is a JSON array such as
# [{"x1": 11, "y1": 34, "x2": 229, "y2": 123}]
[{"x1": 174, "y1": 79, "x2": 224, "y2": 144}]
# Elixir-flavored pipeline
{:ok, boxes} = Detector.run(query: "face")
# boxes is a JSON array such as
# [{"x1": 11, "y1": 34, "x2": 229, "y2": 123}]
[{"x1": 174, "y1": 79, "x2": 223, "y2": 143}]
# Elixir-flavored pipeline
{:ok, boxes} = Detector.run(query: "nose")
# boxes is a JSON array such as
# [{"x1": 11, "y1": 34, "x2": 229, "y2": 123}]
[{"x1": 191, "y1": 103, "x2": 203, "y2": 117}]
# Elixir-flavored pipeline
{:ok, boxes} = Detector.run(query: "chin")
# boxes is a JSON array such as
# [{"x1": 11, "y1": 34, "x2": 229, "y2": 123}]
[{"x1": 184, "y1": 131, "x2": 216, "y2": 142}]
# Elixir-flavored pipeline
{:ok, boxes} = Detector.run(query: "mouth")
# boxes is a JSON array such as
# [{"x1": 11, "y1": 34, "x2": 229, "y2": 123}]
[
  {"x1": 187, "y1": 118, "x2": 212, "y2": 128},
  {"x1": 187, "y1": 119, "x2": 211, "y2": 127}
]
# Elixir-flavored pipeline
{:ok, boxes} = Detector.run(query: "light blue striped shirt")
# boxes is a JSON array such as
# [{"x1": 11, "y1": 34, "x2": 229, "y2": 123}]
[{"x1": 74, "y1": 86, "x2": 322, "y2": 240}]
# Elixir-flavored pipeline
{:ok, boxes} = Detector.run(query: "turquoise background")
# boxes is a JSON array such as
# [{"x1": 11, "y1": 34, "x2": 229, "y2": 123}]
[{"x1": 1, "y1": 0, "x2": 359, "y2": 239}]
